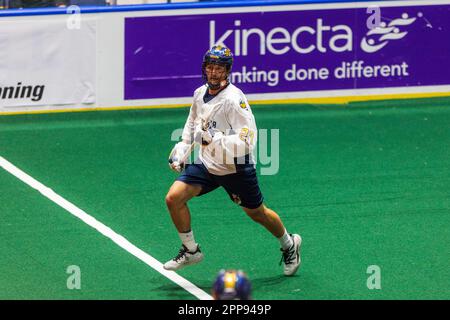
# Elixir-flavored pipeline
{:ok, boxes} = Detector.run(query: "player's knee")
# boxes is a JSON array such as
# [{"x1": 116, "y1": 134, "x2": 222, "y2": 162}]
[{"x1": 165, "y1": 192, "x2": 182, "y2": 209}]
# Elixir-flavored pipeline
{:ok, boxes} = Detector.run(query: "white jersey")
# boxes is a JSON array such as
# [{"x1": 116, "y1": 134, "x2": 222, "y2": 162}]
[{"x1": 181, "y1": 83, "x2": 257, "y2": 176}]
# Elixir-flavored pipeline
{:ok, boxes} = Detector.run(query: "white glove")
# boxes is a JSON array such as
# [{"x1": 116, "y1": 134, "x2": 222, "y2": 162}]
[
  {"x1": 168, "y1": 142, "x2": 190, "y2": 172},
  {"x1": 194, "y1": 123, "x2": 213, "y2": 146}
]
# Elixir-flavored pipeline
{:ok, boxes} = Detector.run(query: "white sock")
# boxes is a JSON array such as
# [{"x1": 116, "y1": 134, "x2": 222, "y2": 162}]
[
  {"x1": 278, "y1": 229, "x2": 293, "y2": 251},
  {"x1": 179, "y1": 230, "x2": 198, "y2": 252}
]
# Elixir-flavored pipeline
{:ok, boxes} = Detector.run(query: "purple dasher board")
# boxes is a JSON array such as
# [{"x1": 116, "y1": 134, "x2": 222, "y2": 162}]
[{"x1": 124, "y1": 4, "x2": 450, "y2": 99}]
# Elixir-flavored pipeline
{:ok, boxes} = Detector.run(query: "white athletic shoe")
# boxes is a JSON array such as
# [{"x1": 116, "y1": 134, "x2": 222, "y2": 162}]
[
  {"x1": 280, "y1": 234, "x2": 302, "y2": 276},
  {"x1": 163, "y1": 244, "x2": 204, "y2": 271}
]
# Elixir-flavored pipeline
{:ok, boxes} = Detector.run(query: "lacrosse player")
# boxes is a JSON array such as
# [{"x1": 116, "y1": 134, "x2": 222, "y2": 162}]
[{"x1": 165, "y1": 45, "x2": 302, "y2": 276}]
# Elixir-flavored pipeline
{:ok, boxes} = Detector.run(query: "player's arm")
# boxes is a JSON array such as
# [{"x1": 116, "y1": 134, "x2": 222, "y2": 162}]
[
  {"x1": 181, "y1": 93, "x2": 200, "y2": 145},
  {"x1": 211, "y1": 98, "x2": 256, "y2": 158},
  {"x1": 168, "y1": 91, "x2": 200, "y2": 172}
]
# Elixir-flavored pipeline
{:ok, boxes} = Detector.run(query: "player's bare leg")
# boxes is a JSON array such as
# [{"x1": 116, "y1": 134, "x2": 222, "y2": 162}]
[
  {"x1": 165, "y1": 180, "x2": 201, "y2": 232},
  {"x1": 242, "y1": 204, "x2": 285, "y2": 237},
  {"x1": 163, "y1": 181, "x2": 204, "y2": 271},
  {"x1": 243, "y1": 204, "x2": 302, "y2": 276}
]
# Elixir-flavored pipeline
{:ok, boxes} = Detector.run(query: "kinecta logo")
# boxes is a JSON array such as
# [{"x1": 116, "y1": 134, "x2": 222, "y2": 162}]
[
  {"x1": 210, "y1": 19, "x2": 353, "y2": 56},
  {"x1": 361, "y1": 13, "x2": 418, "y2": 53},
  {"x1": 0, "y1": 82, "x2": 45, "y2": 102},
  {"x1": 210, "y1": 15, "x2": 417, "y2": 56}
]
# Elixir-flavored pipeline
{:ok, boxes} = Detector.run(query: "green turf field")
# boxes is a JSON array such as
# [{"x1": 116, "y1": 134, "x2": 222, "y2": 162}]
[{"x1": 1, "y1": 97, "x2": 449, "y2": 300}]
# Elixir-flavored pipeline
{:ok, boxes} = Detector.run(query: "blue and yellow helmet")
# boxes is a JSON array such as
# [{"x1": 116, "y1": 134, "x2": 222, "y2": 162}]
[
  {"x1": 212, "y1": 269, "x2": 252, "y2": 300},
  {"x1": 202, "y1": 45, "x2": 234, "y2": 84}
]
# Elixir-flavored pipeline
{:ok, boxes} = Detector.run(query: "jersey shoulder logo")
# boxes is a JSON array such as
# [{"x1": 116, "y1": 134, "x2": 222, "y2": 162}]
[{"x1": 239, "y1": 99, "x2": 248, "y2": 110}]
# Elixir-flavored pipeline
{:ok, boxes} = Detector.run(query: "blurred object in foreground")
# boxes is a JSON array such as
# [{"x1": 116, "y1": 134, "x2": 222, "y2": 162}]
[{"x1": 212, "y1": 269, "x2": 252, "y2": 300}]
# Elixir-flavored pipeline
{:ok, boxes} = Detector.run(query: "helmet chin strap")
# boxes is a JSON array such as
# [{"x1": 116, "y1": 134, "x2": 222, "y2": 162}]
[{"x1": 208, "y1": 79, "x2": 228, "y2": 91}]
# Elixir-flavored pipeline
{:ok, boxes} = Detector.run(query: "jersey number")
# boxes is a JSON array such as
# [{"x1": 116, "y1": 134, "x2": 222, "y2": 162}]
[{"x1": 239, "y1": 128, "x2": 255, "y2": 144}]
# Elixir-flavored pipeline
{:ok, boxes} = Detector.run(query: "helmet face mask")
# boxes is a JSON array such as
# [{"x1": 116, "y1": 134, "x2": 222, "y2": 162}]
[
  {"x1": 204, "y1": 63, "x2": 228, "y2": 89},
  {"x1": 202, "y1": 46, "x2": 234, "y2": 90}
]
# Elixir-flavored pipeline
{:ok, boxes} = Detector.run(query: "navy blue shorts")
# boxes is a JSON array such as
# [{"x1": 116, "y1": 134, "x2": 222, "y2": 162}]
[{"x1": 176, "y1": 162, "x2": 264, "y2": 209}]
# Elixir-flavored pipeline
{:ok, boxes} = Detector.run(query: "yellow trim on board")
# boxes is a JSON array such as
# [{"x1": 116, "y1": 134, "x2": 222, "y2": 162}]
[
  {"x1": 251, "y1": 92, "x2": 450, "y2": 105},
  {"x1": 0, "y1": 103, "x2": 190, "y2": 116},
  {"x1": 1, "y1": 91, "x2": 450, "y2": 116}
]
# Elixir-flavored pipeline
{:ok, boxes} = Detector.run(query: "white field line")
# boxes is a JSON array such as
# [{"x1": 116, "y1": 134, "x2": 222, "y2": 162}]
[{"x1": 0, "y1": 155, "x2": 213, "y2": 300}]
